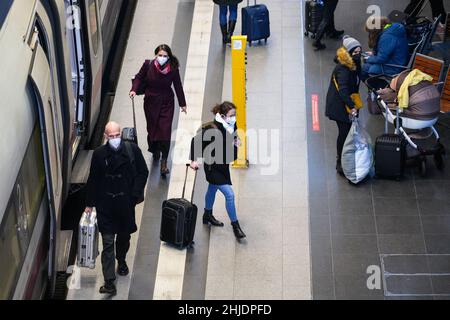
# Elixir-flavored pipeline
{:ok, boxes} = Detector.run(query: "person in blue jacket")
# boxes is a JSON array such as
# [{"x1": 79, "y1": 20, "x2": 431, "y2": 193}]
[{"x1": 362, "y1": 16, "x2": 409, "y2": 81}]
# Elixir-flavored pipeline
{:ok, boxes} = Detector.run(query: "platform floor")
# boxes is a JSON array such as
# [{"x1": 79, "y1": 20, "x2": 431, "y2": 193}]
[
  {"x1": 67, "y1": 0, "x2": 450, "y2": 300},
  {"x1": 305, "y1": 0, "x2": 450, "y2": 300}
]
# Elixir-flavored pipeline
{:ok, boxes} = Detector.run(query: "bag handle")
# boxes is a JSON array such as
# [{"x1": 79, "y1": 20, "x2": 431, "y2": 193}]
[{"x1": 182, "y1": 164, "x2": 198, "y2": 203}]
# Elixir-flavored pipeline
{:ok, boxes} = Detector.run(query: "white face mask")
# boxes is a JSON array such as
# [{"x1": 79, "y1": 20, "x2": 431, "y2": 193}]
[
  {"x1": 109, "y1": 138, "x2": 121, "y2": 150},
  {"x1": 226, "y1": 116, "x2": 237, "y2": 127},
  {"x1": 157, "y1": 56, "x2": 169, "y2": 66}
]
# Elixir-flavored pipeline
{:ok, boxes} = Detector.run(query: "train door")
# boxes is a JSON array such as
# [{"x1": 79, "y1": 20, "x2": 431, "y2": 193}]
[
  {"x1": 27, "y1": 4, "x2": 65, "y2": 296},
  {"x1": 81, "y1": 0, "x2": 103, "y2": 141},
  {"x1": 65, "y1": 0, "x2": 87, "y2": 157}
]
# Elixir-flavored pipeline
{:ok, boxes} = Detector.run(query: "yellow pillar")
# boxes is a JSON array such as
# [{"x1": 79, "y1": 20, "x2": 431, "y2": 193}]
[{"x1": 231, "y1": 35, "x2": 249, "y2": 169}]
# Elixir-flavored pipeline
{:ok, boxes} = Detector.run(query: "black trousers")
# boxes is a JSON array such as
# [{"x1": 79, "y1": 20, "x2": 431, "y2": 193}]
[
  {"x1": 316, "y1": 0, "x2": 340, "y2": 42},
  {"x1": 149, "y1": 140, "x2": 171, "y2": 160},
  {"x1": 101, "y1": 233, "x2": 131, "y2": 282},
  {"x1": 405, "y1": 0, "x2": 446, "y2": 24},
  {"x1": 336, "y1": 121, "x2": 352, "y2": 161}
]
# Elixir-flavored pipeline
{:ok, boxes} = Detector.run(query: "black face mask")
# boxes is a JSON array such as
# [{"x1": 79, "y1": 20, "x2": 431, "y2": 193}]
[{"x1": 352, "y1": 54, "x2": 362, "y2": 62}]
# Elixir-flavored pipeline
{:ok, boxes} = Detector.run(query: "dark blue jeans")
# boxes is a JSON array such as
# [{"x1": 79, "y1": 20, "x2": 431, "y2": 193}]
[{"x1": 219, "y1": 4, "x2": 238, "y2": 26}]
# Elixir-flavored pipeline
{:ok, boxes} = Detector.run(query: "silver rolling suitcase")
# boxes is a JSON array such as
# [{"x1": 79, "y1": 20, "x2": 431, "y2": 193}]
[{"x1": 77, "y1": 210, "x2": 99, "y2": 269}]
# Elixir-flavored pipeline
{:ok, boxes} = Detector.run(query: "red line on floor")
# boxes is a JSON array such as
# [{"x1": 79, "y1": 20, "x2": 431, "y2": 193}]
[{"x1": 312, "y1": 94, "x2": 320, "y2": 132}]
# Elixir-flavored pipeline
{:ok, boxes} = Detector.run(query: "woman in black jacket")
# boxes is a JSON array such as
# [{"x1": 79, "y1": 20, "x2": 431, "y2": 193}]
[
  {"x1": 213, "y1": 0, "x2": 243, "y2": 44},
  {"x1": 325, "y1": 36, "x2": 362, "y2": 175},
  {"x1": 190, "y1": 101, "x2": 246, "y2": 240}
]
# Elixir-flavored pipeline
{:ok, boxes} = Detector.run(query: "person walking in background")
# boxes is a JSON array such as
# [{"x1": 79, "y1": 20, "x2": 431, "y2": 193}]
[
  {"x1": 325, "y1": 36, "x2": 362, "y2": 175},
  {"x1": 190, "y1": 102, "x2": 246, "y2": 240},
  {"x1": 213, "y1": 0, "x2": 243, "y2": 44},
  {"x1": 130, "y1": 44, "x2": 187, "y2": 177},
  {"x1": 85, "y1": 122, "x2": 149, "y2": 296},
  {"x1": 313, "y1": 0, "x2": 345, "y2": 51}
]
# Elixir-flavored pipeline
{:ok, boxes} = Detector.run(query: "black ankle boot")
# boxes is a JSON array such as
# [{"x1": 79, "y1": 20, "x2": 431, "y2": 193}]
[
  {"x1": 203, "y1": 209, "x2": 224, "y2": 227},
  {"x1": 231, "y1": 221, "x2": 246, "y2": 240},
  {"x1": 99, "y1": 280, "x2": 117, "y2": 296},
  {"x1": 220, "y1": 24, "x2": 228, "y2": 44},
  {"x1": 160, "y1": 159, "x2": 170, "y2": 177},
  {"x1": 227, "y1": 20, "x2": 237, "y2": 43}
]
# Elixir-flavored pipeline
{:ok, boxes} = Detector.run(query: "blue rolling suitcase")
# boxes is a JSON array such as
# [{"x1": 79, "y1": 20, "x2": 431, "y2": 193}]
[{"x1": 242, "y1": 0, "x2": 270, "y2": 46}]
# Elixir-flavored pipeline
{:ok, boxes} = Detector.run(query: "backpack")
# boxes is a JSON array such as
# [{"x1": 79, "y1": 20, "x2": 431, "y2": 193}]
[{"x1": 124, "y1": 142, "x2": 144, "y2": 204}]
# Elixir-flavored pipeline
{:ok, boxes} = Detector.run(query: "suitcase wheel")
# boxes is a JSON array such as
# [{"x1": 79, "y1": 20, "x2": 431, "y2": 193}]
[
  {"x1": 264, "y1": 38, "x2": 267, "y2": 44},
  {"x1": 304, "y1": 31, "x2": 309, "y2": 37}
]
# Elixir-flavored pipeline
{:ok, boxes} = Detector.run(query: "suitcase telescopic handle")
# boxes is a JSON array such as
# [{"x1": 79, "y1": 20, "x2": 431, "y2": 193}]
[
  {"x1": 247, "y1": 0, "x2": 257, "y2": 7},
  {"x1": 182, "y1": 164, "x2": 198, "y2": 203},
  {"x1": 131, "y1": 97, "x2": 137, "y2": 130}
]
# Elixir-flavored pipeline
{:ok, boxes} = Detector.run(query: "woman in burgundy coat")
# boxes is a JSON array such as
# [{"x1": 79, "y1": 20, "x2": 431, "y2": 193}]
[{"x1": 130, "y1": 44, "x2": 187, "y2": 177}]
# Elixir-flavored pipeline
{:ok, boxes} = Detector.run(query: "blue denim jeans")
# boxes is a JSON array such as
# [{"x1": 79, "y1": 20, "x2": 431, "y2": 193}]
[
  {"x1": 219, "y1": 4, "x2": 238, "y2": 26},
  {"x1": 205, "y1": 184, "x2": 238, "y2": 222}
]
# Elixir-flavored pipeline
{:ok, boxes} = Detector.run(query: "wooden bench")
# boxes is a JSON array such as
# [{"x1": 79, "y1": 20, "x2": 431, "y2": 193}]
[
  {"x1": 413, "y1": 53, "x2": 445, "y2": 84},
  {"x1": 442, "y1": 67, "x2": 450, "y2": 113}
]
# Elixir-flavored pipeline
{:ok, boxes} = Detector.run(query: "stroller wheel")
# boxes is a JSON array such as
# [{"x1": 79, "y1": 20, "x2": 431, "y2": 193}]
[
  {"x1": 420, "y1": 159, "x2": 427, "y2": 177},
  {"x1": 434, "y1": 153, "x2": 445, "y2": 171}
]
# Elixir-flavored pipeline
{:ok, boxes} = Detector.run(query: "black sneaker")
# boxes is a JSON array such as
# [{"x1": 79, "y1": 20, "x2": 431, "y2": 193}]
[
  {"x1": 99, "y1": 281, "x2": 117, "y2": 295},
  {"x1": 117, "y1": 262, "x2": 129, "y2": 276}
]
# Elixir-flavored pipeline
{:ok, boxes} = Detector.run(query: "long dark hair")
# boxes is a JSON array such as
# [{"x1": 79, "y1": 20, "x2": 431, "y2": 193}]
[
  {"x1": 154, "y1": 44, "x2": 180, "y2": 70},
  {"x1": 365, "y1": 16, "x2": 390, "y2": 49},
  {"x1": 212, "y1": 101, "x2": 236, "y2": 116}
]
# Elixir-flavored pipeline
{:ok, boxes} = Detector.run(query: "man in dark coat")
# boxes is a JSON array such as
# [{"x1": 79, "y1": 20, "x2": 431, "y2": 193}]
[{"x1": 85, "y1": 122, "x2": 149, "y2": 295}]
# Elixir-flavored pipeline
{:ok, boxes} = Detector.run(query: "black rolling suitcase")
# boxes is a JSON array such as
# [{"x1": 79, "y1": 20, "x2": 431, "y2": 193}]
[
  {"x1": 242, "y1": 0, "x2": 270, "y2": 46},
  {"x1": 304, "y1": 0, "x2": 324, "y2": 39},
  {"x1": 122, "y1": 97, "x2": 138, "y2": 145},
  {"x1": 375, "y1": 134, "x2": 407, "y2": 179},
  {"x1": 160, "y1": 165, "x2": 198, "y2": 249}
]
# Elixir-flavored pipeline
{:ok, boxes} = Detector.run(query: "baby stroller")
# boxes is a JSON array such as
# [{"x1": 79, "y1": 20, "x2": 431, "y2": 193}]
[{"x1": 365, "y1": 71, "x2": 446, "y2": 177}]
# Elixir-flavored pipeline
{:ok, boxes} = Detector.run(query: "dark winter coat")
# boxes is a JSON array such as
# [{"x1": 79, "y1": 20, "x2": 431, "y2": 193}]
[
  {"x1": 131, "y1": 60, "x2": 187, "y2": 142},
  {"x1": 365, "y1": 23, "x2": 409, "y2": 76},
  {"x1": 190, "y1": 120, "x2": 238, "y2": 186},
  {"x1": 86, "y1": 142, "x2": 149, "y2": 235},
  {"x1": 325, "y1": 47, "x2": 361, "y2": 124},
  {"x1": 213, "y1": 0, "x2": 243, "y2": 5}
]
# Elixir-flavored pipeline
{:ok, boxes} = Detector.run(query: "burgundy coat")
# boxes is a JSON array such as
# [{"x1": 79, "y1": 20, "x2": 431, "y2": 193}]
[{"x1": 131, "y1": 60, "x2": 187, "y2": 142}]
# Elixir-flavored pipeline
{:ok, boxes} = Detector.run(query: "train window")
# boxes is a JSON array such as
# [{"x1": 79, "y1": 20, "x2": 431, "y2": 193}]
[
  {"x1": 88, "y1": 0, "x2": 100, "y2": 55},
  {"x1": 0, "y1": 123, "x2": 46, "y2": 300}
]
